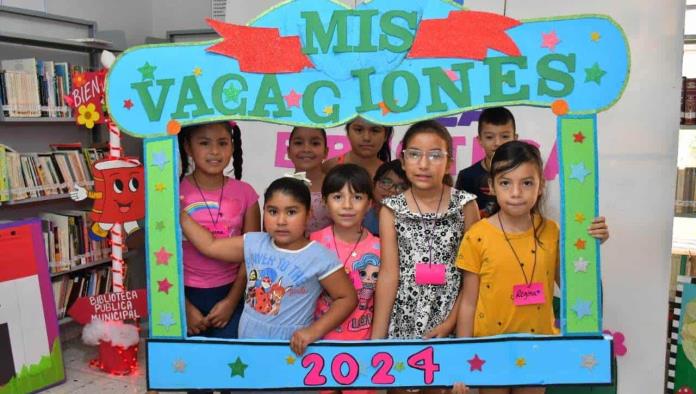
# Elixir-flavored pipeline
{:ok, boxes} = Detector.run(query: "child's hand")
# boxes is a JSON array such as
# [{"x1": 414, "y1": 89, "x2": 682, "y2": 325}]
[
  {"x1": 206, "y1": 297, "x2": 236, "y2": 328},
  {"x1": 452, "y1": 382, "x2": 470, "y2": 394},
  {"x1": 423, "y1": 319, "x2": 455, "y2": 339},
  {"x1": 290, "y1": 326, "x2": 320, "y2": 356},
  {"x1": 185, "y1": 300, "x2": 209, "y2": 336},
  {"x1": 588, "y1": 216, "x2": 610, "y2": 244}
]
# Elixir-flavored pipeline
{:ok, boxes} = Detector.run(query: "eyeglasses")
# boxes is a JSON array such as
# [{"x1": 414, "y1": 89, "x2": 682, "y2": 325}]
[
  {"x1": 377, "y1": 178, "x2": 408, "y2": 193},
  {"x1": 402, "y1": 148, "x2": 448, "y2": 163}
]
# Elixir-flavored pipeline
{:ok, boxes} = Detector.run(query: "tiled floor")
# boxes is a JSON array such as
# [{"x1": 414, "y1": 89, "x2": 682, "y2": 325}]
[{"x1": 44, "y1": 338, "x2": 153, "y2": 393}]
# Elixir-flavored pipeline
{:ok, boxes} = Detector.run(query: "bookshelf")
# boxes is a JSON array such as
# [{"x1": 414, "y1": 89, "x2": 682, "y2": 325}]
[{"x1": 0, "y1": 6, "x2": 138, "y2": 334}]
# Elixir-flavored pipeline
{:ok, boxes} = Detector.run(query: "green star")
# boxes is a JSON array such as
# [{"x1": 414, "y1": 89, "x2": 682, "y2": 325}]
[
  {"x1": 155, "y1": 221, "x2": 165, "y2": 231},
  {"x1": 138, "y1": 62, "x2": 157, "y2": 81},
  {"x1": 584, "y1": 62, "x2": 606, "y2": 85},
  {"x1": 223, "y1": 85, "x2": 241, "y2": 103},
  {"x1": 229, "y1": 356, "x2": 248, "y2": 378},
  {"x1": 394, "y1": 361, "x2": 405, "y2": 372}
]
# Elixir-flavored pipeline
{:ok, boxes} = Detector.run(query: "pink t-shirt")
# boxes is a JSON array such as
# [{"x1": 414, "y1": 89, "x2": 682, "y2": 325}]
[
  {"x1": 180, "y1": 177, "x2": 258, "y2": 288},
  {"x1": 310, "y1": 225, "x2": 381, "y2": 340}
]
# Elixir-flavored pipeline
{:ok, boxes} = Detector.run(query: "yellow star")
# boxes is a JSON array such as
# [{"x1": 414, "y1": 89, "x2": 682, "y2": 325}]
[
  {"x1": 193, "y1": 67, "x2": 202, "y2": 77},
  {"x1": 575, "y1": 212, "x2": 586, "y2": 223},
  {"x1": 286, "y1": 355, "x2": 296, "y2": 365},
  {"x1": 516, "y1": 357, "x2": 526, "y2": 368},
  {"x1": 590, "y1": 32, "x2": 601, "y2": 42},
  {"x1": 155, "y1": 183, "x2": 166, "y2": 192},
  {"x1": 323, "y1": 105, "x2": 334, "y2": 116}
]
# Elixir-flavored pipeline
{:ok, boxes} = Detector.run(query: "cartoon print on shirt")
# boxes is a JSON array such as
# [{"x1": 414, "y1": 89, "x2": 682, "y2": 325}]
[{"x1": 246, "y1": 268, "x2": 290, "y2": 316}]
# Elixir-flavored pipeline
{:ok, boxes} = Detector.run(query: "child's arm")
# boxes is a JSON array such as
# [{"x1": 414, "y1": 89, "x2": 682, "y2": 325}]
[
  {"x1": 462, "y1": 200, "x2": 481, "y2": 231},
  {"x1": 371, "y1": 207, "x2": 399, "y2": 339},
  {"x1": 185, "y1": 298, "x2": 209, "y2": 335},
  {"x1": 289, "y1": 269, "x2": 357, "y2": 355},
  {"x1": 243, "y1": 202, "x2": 261, "y2": 232},
  {"x1": 180, "y1": 211, "x2": 244, "y2": 262},
  {"x1": 588, "y1": 216, "x2": 610, "y2": 244},
  {"x1": 207, "y1": 263, "x2": 246, "y2": 328},
  {"x1": 456, "y1": 271, "x2": 480, "y2": 337}
]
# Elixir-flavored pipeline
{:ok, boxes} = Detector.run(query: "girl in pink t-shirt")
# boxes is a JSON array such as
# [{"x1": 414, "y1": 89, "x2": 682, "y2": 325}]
[
  {"x1": 311, "y1": 164, "x2": 379, "y2": 394},
  {"x1": 179, "y1": 121, "x2": 260, "y2": 339}
]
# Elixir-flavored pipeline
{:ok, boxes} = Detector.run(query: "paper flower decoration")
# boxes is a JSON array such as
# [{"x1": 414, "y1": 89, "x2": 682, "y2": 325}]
[{"x1": 77, "y1": 103, "x2": 101, "y2": 129}]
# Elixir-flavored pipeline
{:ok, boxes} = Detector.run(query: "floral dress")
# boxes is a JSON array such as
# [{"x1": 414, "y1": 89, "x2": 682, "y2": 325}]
[{"x1": 382, "y1": 189, "x2": 476, "y2": 339}]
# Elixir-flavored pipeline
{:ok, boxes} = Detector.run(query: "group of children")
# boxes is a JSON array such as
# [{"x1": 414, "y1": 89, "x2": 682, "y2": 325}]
[{"x1": 176, "y1": 108, "x2": 610, "y2": 394}]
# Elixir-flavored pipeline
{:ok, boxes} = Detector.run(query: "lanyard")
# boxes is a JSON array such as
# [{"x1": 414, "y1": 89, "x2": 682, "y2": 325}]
[
  {"x1": 191, "y1": 174, "x2": 226, "y2": 229},
  {"x1": 411, "y1": 187, "x2": 445, "y2": 265},
  {"x1": 498, "y1": 214, "x2": 538, "y2": 285},
  {"x1": 332, "y1": 225, "x2": 363, "y2": 266}
]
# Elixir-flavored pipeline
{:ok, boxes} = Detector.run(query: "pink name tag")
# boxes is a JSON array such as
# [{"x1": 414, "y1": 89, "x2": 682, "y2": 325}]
[
  {"x1": 415, "y1": 263, "x2": 446, "y2": 286},
  {"x1": 513, "y1": 282, "x2": 545, "y2": 306}
]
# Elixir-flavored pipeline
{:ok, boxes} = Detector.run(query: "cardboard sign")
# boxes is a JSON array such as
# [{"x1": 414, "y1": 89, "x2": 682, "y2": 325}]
[
  {"x1": 68, "y1": 289, "x2": 147, "y2": 324},
  {"x1": 66, "y1": 70, "x2": 107, "y2": 129}
]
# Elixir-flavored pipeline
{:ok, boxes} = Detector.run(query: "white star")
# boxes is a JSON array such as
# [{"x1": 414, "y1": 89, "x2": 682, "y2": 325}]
[{"x1": 574, "y1": 257, "x2": 589, "y2": 273}]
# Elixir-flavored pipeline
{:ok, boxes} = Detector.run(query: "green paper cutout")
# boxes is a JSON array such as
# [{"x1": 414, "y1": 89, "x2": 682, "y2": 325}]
[
  {"x1": 249, "y1": 75, "x2": 292, "y2": 118},
  {"x1": 484, "y1": 56, "x2": 531, "y2": 102},
  {"x1": 422, "y1": 63, "x2": 474, "y2": 113},
  {"x1": 559, "y1": 117, "x2": 599, "y2": 334},
  {"x1": 146, "y1": 138, "x2": 183, "y2": 337},
  {"x1": 355, "y1": 9, "x2": 380, "y2": 52},
  {"x1": 301, "y1": 10, "x2": 351, "y2": 54},
  {"x1": 131, "y1": 79, "x2": 176, "y2": 122},
  {"x1": 229, "y1": 357, "x2": 249, "y2": 378},
  {"x1": 537, "y1": 53, "x2": 576, "y2": 98},
  {"x1": 214, "y1": 74, "x2": 248, "y2": 115},
  {"x1": 171, "y1": 75, "x2": 215, "y2": 119},
  {"x1": 0, "y1": 340, "x2": 64, "y2": 394},
  {"x1": 352, "y1": 67, "x2": 380, "y2": 113},
  {"x1": 302, "y1": 80, "x2": 340, "y2": 123},
  {"x1": 382, "y1": 70, "x2": 419, "y2": 113},
  {"x1": 585, "y1": 62, "x2": 607, "y2": 85},
  {"x1": 379, "y1": 10, "x2": 418, "y2": 52},
  {"x1": 138, "y1": 61, "x2": 157, "y2": 81}
]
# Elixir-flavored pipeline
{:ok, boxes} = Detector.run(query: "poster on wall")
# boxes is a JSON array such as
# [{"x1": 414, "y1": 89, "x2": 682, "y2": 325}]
[
  {"x1": 667, "y1": 276, "x2": 696, "y2": 393},
  {"x1": 0, "y1": 219, "x2": 65, "y2": 393}
]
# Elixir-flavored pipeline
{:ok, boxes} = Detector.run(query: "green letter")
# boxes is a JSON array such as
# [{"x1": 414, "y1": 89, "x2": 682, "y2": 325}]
[
  {"x1": 382, "y1": 70, "x2": 419, "y2": 113},
  {"x1": 422, "y1": 63, "x2": 474, "y2": 112},
  {"x1": 170, "y1": 76, "x2": 214, "y2": 120},
  {"x1": 484, "y1": 56, "x2": 530, "y2": 102},
  {"x1": 301, "y1": 10, "x2": 351, "y2": 54},
  {"x1": 537, "y1": 53, "x2": 576, "y2": 98},
  {"x1": 379, "y1": 10, "x2": 418, "y2": 53},
  {"x1": 354, "y1": 10, "x2": 379, "y2": 52},
  {"x1": 352, "y1": 67, "x2": 380, "y2": 113},
  {"x1": 249, "y1": 75, "x2": 291, "y2": 118},
  {"x1": 212, "y1": 74, "x2": 248, "y2": 116},
  {"x1": 130, "y1": 79, "x2": 175, "y2": 122},
  {"x1": 302, "y1": 80, "x2": 340, "y2": 124}
]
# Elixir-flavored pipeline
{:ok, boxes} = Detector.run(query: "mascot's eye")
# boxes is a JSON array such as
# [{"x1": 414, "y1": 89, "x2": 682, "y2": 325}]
[
  {"x1": 129, "y1": 177, "x2": 139, "y2": 192},
  {"x1": 113, "y1": 179, "x2": 124, "y2": 194}
]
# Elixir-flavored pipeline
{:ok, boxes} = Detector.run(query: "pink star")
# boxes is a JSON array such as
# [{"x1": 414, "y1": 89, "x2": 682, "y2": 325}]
[
  {"x1": 158, "y1": 278, "x2": 172, "y2": 294},
  {"x1": 123, "y1": 99, "x2": 134, "y2": 110},
  {"x1": 468, "y1": 354, "x2": 485, "y2": 371},
  {"x1": 155, "y1": 246, "x2": 172, "y2": 265},
  {"x1": 444, "y1": 68, "x2": 459, "y2": 81},
  {"x1": 541, "y1": 31, "x2": 561, "y2": 51},
  {"x1": 283, "y1": 89, "x2": 302, "y2": 108}
]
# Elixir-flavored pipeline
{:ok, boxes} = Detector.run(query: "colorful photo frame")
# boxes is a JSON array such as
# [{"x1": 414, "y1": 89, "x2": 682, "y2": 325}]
[{"x1": 104, "y1": 0, "x2": 630, "y2": 390}]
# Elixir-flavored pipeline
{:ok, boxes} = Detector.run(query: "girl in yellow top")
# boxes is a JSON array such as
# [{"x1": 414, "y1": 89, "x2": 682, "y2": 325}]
[{"x1": 453, "y1": 141, "x2": 609, "y2": 394}]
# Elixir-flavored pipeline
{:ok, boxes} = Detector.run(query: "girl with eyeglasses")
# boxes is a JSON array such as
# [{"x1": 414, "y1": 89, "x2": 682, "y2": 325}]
[
  {"x1": 372, "y1": 120, "x2": 480, "y2": 393},
  {"x1": 362, "y1": 160, "x2": 408, "y2": 236}
]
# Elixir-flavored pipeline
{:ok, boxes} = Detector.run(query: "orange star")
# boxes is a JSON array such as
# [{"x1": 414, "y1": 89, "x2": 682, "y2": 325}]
[
  {"x1": 575, "y1": 238, "x2": 586, "y2": 250},
  {"x1": 575, "y1": 213, "x2": 586, "y2": 223},
  {"x1": 379, "y1": 101, "x2": 391, "y2": 115}
]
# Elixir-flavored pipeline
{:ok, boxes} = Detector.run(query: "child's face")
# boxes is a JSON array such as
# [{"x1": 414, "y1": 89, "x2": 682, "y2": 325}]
[
  {"x1": 325, "y1": 184, "x2": 371, "y2": 230},
  {"x1": 184, "y1": 124, "x2": 233, "y2": 177},
  {"x1": 490, "y1": 162, "x2": 543, "y2": 219},
  {"x1": 263, "y1": 192, "x2": 309, "y2": 250},
  {"x1": 374, "y1": 170, "x2": 408, "y2": 203},
  {"x1": 287, "y1": 128, "x2": 327, "y2": 171},
  {"x1": 347, "y1": 118, "x2": 388, "y2": 159},
  {"x1": 478, "y1": 121, "x2": 516, "y2": 162},
  {"x1": 401, "y1": 131, "x2": 450, "y2": 191}
]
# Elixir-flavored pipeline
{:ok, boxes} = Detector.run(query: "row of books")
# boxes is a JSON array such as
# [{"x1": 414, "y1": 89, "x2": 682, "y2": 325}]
[
  {"x1": 40, "y1": 209, "x2": 112, "y2": 273},
  {"x1": 52, "y1": 265, "x2": 120, "y2": 319},
  {"x1": 675, "y1": 167, "x2": 696, "y2": 215},
  {"x1": 0, "y1": 143, "x2": 106, "y2": 202},
  {"x1": 0, "y1": 58, "x2": 83, "y2": 118}
]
